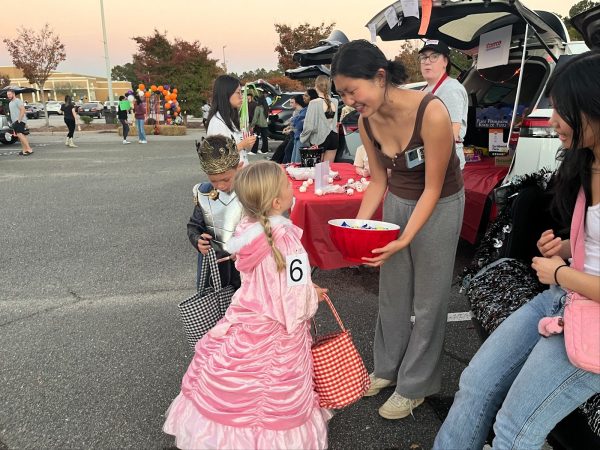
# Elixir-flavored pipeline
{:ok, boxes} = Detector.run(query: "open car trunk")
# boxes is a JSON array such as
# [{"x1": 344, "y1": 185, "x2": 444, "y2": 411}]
[
  {"x1": 369, "y1": 0, "x2": 566, "y2": 158},
  {"x1": 285, "y1": 65, "x2": 330, "y2": 80},
  {"x1": 367, "y1": 0, "x2": 566, "y2": 54},
  {"x1": 462, "y1": 56, "x2": 550, "y2": 151}
]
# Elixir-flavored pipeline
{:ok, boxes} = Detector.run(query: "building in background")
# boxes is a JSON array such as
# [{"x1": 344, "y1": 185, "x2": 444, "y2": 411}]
[{"x1": 0, "y1": 66, "x2": 131, "y2": 103}]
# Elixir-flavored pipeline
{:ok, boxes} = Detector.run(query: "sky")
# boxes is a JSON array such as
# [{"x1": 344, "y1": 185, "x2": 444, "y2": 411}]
[{"x1": 0, "y1": 0, "x2": 582, "y2": 78}]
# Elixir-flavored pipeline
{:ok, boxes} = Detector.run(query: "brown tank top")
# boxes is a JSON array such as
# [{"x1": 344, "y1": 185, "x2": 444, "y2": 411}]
[{"x1": 363, "y1": 94, "x2": 463, "y2": 201}]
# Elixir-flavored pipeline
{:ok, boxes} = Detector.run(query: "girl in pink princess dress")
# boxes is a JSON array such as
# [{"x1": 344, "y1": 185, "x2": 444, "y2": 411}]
[{"x1": 163, "y1": 161, "x2": 332, "y2": 449}]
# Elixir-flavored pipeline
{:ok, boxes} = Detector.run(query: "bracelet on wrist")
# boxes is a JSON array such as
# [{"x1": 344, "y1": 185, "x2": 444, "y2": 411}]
[{"x1": 553, "y1": 264, "x2": 568, "y2": 285}]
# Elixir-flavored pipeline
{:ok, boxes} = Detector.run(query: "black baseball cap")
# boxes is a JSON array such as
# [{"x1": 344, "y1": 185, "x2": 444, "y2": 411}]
[{"x1": 419, "y1": 40, "x2": 450, "y2": 56}]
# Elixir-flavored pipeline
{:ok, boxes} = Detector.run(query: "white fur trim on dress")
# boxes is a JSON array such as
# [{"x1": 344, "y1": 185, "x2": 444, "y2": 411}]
[{"x1": 225, "y1": 216, "x2": 290, "y2": 254}]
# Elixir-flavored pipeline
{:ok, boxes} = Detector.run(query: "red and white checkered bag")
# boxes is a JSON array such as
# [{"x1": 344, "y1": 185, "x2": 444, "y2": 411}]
[{"x1": 311, "y1": 294, "x2": 370, "y2": 409}]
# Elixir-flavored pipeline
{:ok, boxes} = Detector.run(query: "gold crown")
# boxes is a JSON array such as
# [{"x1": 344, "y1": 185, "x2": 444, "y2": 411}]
[{"x1": 195, "y1": 136, "x2": 240, "y2": 175}]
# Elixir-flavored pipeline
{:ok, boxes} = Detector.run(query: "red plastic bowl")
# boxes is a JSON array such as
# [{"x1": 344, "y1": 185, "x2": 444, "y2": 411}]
[{"x1": 328, "y1": 219, "x2": 401, "y2": 263}]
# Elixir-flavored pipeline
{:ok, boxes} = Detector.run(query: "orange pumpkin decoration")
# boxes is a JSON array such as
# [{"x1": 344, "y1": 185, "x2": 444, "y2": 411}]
[
  {"x1": 144, "y1": 91, "x2": 151, "y2": 98},
  {"x1": 138, "y1": 83, "x2": 145, "y2": 91},
  {"x1": 173, "y1": 88, "x2": 178, "y2": 94},
  {"x1": 150, "y1": 85, "x2": 157, "y2": 91}
]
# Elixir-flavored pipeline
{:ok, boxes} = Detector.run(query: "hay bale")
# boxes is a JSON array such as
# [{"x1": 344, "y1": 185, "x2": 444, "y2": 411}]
[{"x1": 121, "y1": 125, "x2": 186, "y2": 136}]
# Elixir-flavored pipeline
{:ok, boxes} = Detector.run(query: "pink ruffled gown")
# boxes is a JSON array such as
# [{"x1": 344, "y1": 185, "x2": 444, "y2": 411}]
[{"x1": 163, "y1": 216, "x2": 331, "y2": 449}]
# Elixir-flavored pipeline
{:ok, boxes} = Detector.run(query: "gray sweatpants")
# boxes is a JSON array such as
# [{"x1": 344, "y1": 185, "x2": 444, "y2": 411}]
[{"x1": 374, "y1": 189, "x2": 465, "y2": 399}]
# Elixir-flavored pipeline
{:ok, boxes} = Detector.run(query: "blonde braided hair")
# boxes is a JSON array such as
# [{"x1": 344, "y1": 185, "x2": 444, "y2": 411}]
[
  {"x1": 234, "y1": 161, "x2": 287, "y2": 271},
  {"x1": 315, "y1": 74, "x2": 333, "y2": 114}
]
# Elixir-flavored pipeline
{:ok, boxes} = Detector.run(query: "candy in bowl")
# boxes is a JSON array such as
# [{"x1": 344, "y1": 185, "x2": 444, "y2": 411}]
[{"x1": 328, "y1": 219, "x2": 401, "y2": 263}]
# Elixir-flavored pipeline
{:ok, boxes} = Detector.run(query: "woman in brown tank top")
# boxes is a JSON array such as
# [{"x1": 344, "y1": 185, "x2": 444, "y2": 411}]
[{"x1": 331, "y1": 40, "x2": 465, "y2": 420}]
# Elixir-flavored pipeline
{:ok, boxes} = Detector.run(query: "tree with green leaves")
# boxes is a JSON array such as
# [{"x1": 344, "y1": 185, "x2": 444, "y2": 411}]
[
  {"x1": 3, "y1": 23, "x2": 66, "y2": 126},
  {"x1": 562, "y1": 0, "x2": 598, "y2": 40},
  {"x1": 117, "y1": 30, "x2": 223, "y2": 116},
  {"x1": 111, "y1": 62, "x2": 138, "y2": 86},
  {"x1": 393, "y1": 41, "x2": 422, "y2": 83},
  {"x1": 237, "y1": 68, "x2": 283, "y2": 84},
  {"x1": 274, "y1": 22, "x2": 336, "y2": 71}
]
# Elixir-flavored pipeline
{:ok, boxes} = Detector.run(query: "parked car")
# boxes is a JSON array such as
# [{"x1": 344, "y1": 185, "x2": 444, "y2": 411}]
[
  {"x1": 293, "y1": 30, "x2": 350, "y2": 66},
  {"x1": 45, "y1": 101, "x2": 64, "y2": 115},
  {"x1": 77, "y1": 102, "x2": 104, "y2": 118},
  {"x1": 244, "y1": 80, "x2": 286, "y2": 140},
  {"x1": 25, "y1": 104, "x2": 41, "y2": 119},
  {"x1": 103, "y1": 100, "x2": 119, "y2": 111},
  {"x1": 284, "y1": 65, "x2": 330, "y2": 80},
  {"x1": 368, "y1": 0, "x2": 590, "y2": 182},
  {"x1": 506, "y1": 3, "x2": 599, "y2": 182}
]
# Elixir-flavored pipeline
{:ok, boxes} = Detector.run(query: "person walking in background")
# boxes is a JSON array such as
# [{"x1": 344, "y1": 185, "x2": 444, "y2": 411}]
[
  {"x1": 300, "y1": 75, "x2": 339, "y2": 163},
  {"x1": 206, "y1": 75, "x2": 256, "y2": 165},
  {"x1": 201, "y1": 101, "x2": 210, "y2": 129},
  {"x1": 164, "y1": 161, "x2": 331, "y2": 450},
  {"x1": 6, "y1": 88, "x2": 33, "y2": 155},
  {"x1": 419, "y1": 40, "x2": 468, "y2": 169},
  {"x1": 118, "y1": 95, "x2": 131, "y2": 145},
  {"x1": 134, "y1": 97, "x2": 147, "y2": 144},
  {"x1": 331, "y1": 40, "x2": 464, "y2": 420},
  {"x1": 250, "y1": 92, "x2": 269, "y2": 155},
  {"x1": 61, "y1": 95, "x2": 79, "y2": 148}
]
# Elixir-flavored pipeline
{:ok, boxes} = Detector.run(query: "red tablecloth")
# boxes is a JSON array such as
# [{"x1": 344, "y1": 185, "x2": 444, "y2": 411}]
[
  {"x1": 289, "y1": 159, "x2": 508, "y2": 268},
  {"x1": 461, "y1": 157, "x2": 509, "y2": 244},
  {"x1": 289, "y1": 163, "x2": 382, "y2": 270}
]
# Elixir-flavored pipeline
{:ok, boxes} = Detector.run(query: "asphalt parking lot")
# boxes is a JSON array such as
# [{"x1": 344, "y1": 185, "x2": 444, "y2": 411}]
[{"x1": 0, "y1": 129, "x2": 481, "y2": 449}]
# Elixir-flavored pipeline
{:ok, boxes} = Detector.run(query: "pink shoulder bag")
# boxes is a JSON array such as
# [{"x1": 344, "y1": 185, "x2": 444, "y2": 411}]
[{"x1": 563, "y1": 189, "x2": 600, "y2": 373}]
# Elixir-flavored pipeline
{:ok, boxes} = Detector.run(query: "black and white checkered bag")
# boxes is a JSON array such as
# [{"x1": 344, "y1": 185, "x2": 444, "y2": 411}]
[{"x1": 178, "y1": 249, "x2": 235, "y2": 349}]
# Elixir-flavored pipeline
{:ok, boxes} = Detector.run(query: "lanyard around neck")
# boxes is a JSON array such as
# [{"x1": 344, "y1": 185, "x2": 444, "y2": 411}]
[{"x1": 430, "y1": 73, "x2": 449, "y2": 94}]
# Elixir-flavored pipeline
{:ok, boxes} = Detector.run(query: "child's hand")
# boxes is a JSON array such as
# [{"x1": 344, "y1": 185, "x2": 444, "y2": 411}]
[
  {"x1": 239, "y1": 135, "x2": 256, "y2": 150},
  {"x1": 313, "y1": 283, "x2": 328, "y2": 302},
  {"x1": 197, "y1": 233, "x2": 212, "y2": 255}
]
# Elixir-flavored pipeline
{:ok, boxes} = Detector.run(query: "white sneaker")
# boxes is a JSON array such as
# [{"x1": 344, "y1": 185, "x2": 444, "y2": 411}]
[
  {"x1": 258, "y1": 149, "x2": 269, "y2": 154},
  {"x1": 140, "y1": 140, "x2": 147, "y2": 144},
  {"x1": 364, "y1": 373, "x2": 396, "y2": 397},
  {"x1": 123, "y1": 140, "x2": 130, "y2": 144},
  {"x1": 378, "y1": 392, "x2": 424, "y2": 420}
]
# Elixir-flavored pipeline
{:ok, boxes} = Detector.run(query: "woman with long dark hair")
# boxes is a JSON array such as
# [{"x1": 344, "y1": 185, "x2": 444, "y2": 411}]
[
  {"x1": 61, "y1": 95, "x2": 79, "y2": 148},
  {"x1": 331, "y1": 39, "x2": 464, "y2": 420},
  {"x1": 207, "y1": 75, "x2": 256, "y2": 164},
  {"x1": 434, "y1": 50, "x2": 600, "y2": 450}
]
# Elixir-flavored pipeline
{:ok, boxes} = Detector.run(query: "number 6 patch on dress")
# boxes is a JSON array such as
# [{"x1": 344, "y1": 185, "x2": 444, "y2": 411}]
[{"x1": 286, "y1": 253, "x2": 309, "y2": 286}]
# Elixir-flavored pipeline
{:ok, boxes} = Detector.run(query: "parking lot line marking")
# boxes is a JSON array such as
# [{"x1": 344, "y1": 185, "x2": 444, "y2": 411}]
[{"x1": 411, "y1": 311, "x2": 472, "y2": 323}]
